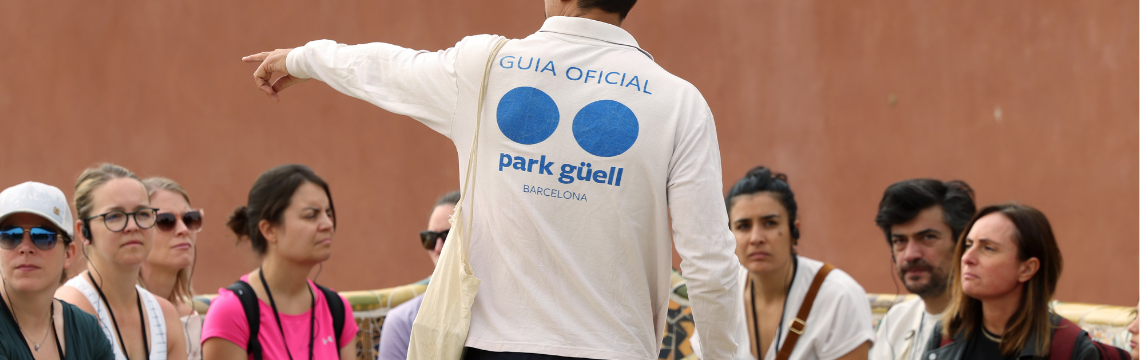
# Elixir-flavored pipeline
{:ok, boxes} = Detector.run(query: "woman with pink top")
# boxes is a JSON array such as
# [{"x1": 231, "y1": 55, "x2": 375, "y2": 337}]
[{"x1": 201, "y1": 164, "x2": 357, "y2": 360}]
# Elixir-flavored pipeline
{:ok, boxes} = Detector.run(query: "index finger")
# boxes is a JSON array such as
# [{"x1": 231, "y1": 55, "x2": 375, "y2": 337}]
[{"x1": 242, "y1": 51, "x2": 271, "y2": 63}]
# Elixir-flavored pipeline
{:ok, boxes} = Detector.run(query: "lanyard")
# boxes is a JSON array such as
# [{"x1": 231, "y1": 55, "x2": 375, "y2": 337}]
[
  {"x1": 0, "y1": 293, "x2": 63, "y2": 358},
  {"x1": 749, "y1": 256, "x2": 798, "y2": 359},
  {"x1": 88, "y1": 272, "x2": 149, "y2": 360},
  {"x1": 259, "y1": 268, "x2": 315, "y2": 360}
]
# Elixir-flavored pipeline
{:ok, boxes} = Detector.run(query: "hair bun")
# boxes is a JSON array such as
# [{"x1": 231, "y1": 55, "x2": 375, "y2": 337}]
[
  {"x1": 744, "y1": 166, "x2": 772, "y2": 180},
  {"x1": 226, "y1": 206, "x2": 250, "y2": 241},
  {"x1": 744, "y1": 166, "x2": 788, "y2": 183}
]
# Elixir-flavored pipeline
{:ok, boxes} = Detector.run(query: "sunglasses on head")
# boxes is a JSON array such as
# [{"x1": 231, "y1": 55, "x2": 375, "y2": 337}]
[
  {"x1": 155, "y1": 210, "x2": 203, "y2": 232},
  {"x1": 420, "y1": 229, "x2": 449, "y2": 250},
  {"x1": 0, "y1": 226, "x2": 60, "y2": 250}
]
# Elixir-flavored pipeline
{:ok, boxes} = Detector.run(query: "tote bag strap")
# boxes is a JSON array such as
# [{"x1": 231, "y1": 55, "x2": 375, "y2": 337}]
[{"x1": 455, "y1": 37, "x2": 509, "y2": 261}]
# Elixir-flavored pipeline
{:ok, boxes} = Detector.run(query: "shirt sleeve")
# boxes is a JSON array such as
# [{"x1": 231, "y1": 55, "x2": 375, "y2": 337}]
[
  {"x1": 815, "y1": 272, "x2": 875, "y2": 360},
  {"x1": 338, "y1": 295, "x2": 359, "y2": 348},
  {"x1": 375, "y1": 300, "x2": 416, "y2": 360},
  {"x1": 667, "y1": 104, "x2": 743, "y2": 359},
  {"x1": 200, "y1": 289, "x2": 251, "y2": 350},
  {"x1": 869, "y1": 310, "x2": 892, "y2": 360},
  {"x1": 285, "y1": 38, "x2": 462, "y2": 138}
]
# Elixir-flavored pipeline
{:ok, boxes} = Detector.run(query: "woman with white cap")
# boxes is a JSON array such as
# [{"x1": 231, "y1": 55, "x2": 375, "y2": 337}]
[{"x1": 0, "y1": 181, "x2": 114, "y2": 359}]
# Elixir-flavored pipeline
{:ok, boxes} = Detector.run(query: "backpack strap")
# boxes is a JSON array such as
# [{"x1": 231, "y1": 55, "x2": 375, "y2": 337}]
[
  {"x1": 316, "y1": 283, "x2": 346, "y2": 346},
  {"x1": 1090, "y1": 342, "x2": 1130, "y2": 360},
  {"x1": 1048, "y1": 317, "x2": 1081, "y2": 360},
  {"x1": 775, "y1": 263, "x2": 834, "y2": 360},
  {"x1": 226, "y1": 280, "x2": 262, "y2": 360},
  {"x1": 1050, "y1": 317, "x2": 1131, "y2": 360}
]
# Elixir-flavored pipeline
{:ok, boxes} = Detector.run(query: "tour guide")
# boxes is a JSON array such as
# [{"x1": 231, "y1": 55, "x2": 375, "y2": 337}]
[{"x1": 242, "y1": 1, "x2": 742, "y2": 359}]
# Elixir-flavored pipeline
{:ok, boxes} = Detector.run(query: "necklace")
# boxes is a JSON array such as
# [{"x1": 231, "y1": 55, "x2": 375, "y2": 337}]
[
  {"x1": 259, "y1": 267, "x2": 316, "y2": 360},
  {"x1": 981, "y1": 327, "x2": 1002, "y2": 343},
  {"x1": 88, "y1": 272, "x2": 150, "y2": 360},
  {"x1": 28, "y1": 303, "x2": 54, "y2": 351},
  {"x1": 748, "y1": 256, "x2": 798, "y2": 358},
  {"x1": 11, "y1": 298, "x2": 54, "y2": 351},
  {"x1": 0, "y1": 285, "x2": 64, "y2": 358}
]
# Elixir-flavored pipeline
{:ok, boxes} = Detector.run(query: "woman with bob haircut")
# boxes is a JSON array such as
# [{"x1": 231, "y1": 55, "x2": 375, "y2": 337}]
[
  {"x1": 0, "y1": 181, "x2": 114, "y2": 359},
  {"x1": 55, "y1": 164, "x2": 188, "y2": 360},
  {"x1": 201, "y1": 164, "x2": 358, "y2": 360},
  {"x1": 924, "y1": 203, "x2": 1103, "y2": 359},
  {"x1": 692, "y1": 166, "x2": 874, "y2": 360},
  {"x1": 140, "y1": 177, "x2": 203, "y2": 360}
]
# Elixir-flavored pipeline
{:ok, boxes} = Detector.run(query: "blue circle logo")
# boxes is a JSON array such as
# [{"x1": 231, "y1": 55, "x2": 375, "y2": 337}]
[
  {"x1": 496, "y1": 87, "x2": 559, "y2": 145},
  {"x1": 572, "y1": 100, "x2": 639, "y2": 157}
]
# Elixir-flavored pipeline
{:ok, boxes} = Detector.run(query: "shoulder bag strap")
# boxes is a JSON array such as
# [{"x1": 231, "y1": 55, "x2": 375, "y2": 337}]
[
  {"x1": 226, "y1": 280, "x2": 262, "y2": 360},
  {"x1": 775, "y1": 263, "x2": 835, "y2": 360},
  {"x1": 455, "y1": 37, "x2": 509, "y2": 262}
]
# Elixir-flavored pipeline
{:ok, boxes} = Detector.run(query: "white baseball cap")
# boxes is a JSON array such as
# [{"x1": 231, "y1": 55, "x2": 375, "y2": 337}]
[{"x1": 0, "y1": 182, "x2": 74, "y2": 238}]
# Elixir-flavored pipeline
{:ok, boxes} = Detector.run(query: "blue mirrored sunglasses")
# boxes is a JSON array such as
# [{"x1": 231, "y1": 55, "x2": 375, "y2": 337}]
[{"x1": 0, "y1": 226, "x2": 60, "y2": 250}]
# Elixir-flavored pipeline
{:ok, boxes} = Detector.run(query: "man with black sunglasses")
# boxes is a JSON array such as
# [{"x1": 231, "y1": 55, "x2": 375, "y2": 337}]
[{"x1": 376, "y1": 190, "x2": 459, "y2": 360}]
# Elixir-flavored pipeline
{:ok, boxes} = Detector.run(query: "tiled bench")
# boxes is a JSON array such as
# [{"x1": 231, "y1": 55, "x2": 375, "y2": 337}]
[{"x1": 194, "y1": 275, "x2": 1135, "y2": 360}]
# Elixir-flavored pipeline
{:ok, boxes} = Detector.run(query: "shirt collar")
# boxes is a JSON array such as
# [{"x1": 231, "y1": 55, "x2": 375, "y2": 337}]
[{"x1": 537, "y1": 16, "x2": 653, "y2": 60}]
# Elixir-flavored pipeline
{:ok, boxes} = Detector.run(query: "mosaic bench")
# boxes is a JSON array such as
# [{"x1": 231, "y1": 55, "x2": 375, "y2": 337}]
[{"x1": 193, "y1": 274, "x2": 1135, "y2": 360}]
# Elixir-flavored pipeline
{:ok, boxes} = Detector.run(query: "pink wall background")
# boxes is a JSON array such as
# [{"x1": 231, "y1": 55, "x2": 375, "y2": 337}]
[{"x1": 0, "y1": 1, "x2": 1135, "y2": 305}]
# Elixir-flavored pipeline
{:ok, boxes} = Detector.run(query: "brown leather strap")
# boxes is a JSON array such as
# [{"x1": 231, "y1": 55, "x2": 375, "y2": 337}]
[{"x1": 775, "y1": 263, "x2": 835, "y2": 360}]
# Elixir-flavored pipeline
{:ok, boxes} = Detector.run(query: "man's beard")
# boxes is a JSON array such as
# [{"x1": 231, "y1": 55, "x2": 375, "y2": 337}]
[{"x1": 898, "y1": 259, "x2": 949, "y2": 298}]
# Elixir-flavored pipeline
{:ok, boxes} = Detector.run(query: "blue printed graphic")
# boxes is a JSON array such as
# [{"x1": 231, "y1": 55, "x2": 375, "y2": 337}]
[
  {"x1": 496, "y1": 87, "x2": 559, "y2": 145},
  {"x1": 572, "y1": 100, "x2": 639, "y2": 157}
]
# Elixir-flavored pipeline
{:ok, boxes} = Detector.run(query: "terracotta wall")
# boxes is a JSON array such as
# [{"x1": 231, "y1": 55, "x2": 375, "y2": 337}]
[{"x1": 1, "y1": 1, "x2": 1135, "y2": 305}]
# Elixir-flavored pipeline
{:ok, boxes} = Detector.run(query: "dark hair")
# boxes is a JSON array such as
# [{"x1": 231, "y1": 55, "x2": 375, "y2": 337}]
[
  {"x1": 435, "y1": 190, "x2": 461, "y2": 208},
  {"x1": 226, "y1": 164, "x2": 335, "y2": 255},
  {"x1": 578, "y1": 0, "x2": 637, "y2": 19},
  {"x1": 943, "y1": 203, "x2": 1063, "y2": 357},
  {"x1": 874, "y1": 179, "x2": 976, "y2": 247},
  {"x1": 725, "y1": 166, "x2": 800, "y2": 241}
]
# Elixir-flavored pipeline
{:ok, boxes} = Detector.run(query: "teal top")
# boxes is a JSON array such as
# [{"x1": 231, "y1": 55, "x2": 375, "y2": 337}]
[{"x1": 0, "y1": 299, "x2": 114, "y2": 360}]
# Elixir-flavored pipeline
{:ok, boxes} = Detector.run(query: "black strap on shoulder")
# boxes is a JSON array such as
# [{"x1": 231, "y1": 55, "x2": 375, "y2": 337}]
[
  {"x1": 227, "y1": 280, "x2": 262, "y2": 360},
  {"x1": 1089, "y1": 341, "x2": 1130, "y2": 360},
  {"x1": 315, "y1": 283, "x2": 346, "y2": 346}
]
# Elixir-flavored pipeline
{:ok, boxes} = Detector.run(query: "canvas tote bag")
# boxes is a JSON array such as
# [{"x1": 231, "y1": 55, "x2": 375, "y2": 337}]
[{"x1": 406, "y1": 37, "x2": 509, "y2": 360}]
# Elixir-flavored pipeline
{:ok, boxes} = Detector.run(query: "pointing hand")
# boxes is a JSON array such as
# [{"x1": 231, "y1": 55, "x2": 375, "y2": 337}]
[{"x1": 242, "y1": 49, "x2": 307, "y2": 102}]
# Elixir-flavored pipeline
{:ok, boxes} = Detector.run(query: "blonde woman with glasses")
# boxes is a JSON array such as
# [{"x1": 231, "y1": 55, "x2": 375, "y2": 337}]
[
  {"x1": 55, "y1": 164, "x2": 187, "y2": 360},
  {"x1": 140, "y1": 177, "x2": 203, "y2": 360}
]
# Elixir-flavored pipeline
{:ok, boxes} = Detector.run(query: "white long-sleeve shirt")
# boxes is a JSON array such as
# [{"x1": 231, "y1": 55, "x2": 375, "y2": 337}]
[
  {"x1": 869, "y1": 298, "x2": 939, "y2": 360},
  {"x1": 286, "y1": 16, "x2": 741, "y2": 360}
]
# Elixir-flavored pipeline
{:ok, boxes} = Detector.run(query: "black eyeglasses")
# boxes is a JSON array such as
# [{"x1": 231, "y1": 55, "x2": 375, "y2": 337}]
[
  {"x1": 84, "y1": 208, "x2": 159, "y2": 232},
  {"x1": 155, "y1": 210, "x2": 203, "y2": 232},
  {"x1": 0, "y1": 226, "x2": 60, "y2": 250},
  {"x1": 420, "y1": 229, "x2": 449, "y2": 250}
]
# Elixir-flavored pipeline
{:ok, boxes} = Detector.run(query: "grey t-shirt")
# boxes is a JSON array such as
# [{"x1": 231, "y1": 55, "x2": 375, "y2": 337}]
[{"x1": 376, "y1": 294, "x2": 424, "y2": 360}]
